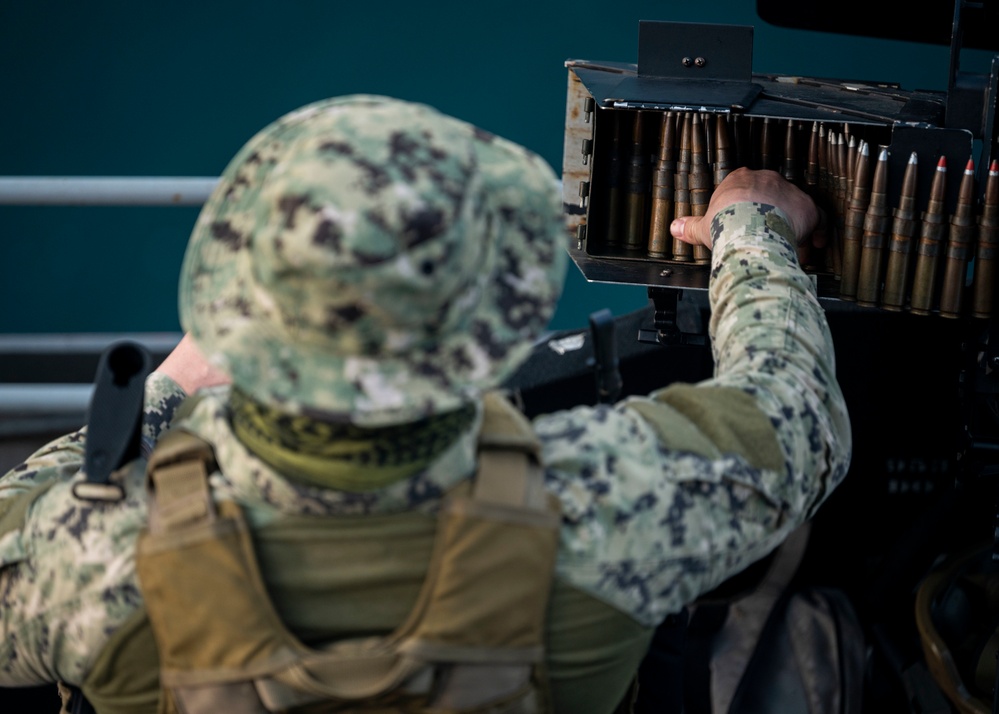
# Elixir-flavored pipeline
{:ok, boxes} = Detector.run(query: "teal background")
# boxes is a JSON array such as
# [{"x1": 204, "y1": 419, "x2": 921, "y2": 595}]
[{"x1": 0, "y1": 0, "x2": 993, "y2": 334}]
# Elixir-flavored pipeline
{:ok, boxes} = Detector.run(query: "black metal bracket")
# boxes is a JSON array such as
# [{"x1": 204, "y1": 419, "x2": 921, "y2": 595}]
[
  {"x1": 607, "y1": 21, "x2": 761, "y2": 111},
  {"x1": 638, "y1": 286, "x2": 709, "y2": 347},
  {"x1": 945, "y1": 0, "x2": 999, "y2": 186},
  {"x1": 588, "y1": 308, "x2": 623, "y2": 404}
]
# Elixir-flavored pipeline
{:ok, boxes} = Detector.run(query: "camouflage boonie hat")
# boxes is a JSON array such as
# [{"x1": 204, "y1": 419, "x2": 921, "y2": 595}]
[{"x1": 179, "y1": 95, "x2": 567, "y2": 425}]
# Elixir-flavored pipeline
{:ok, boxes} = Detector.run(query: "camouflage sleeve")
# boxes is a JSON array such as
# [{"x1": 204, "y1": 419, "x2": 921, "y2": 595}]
[
  {"x1": 0, "y1": 372, "x2": 187, "y2": 686},
  {"x1": 535, "y1": 202, "x2": 850, "y2": 627},
  {"x1": 0, "y1": 372, "x2": 187, "y2": 499},
  {"x1": 705, "y1": 202, "x2": 850, "y2": 522}
]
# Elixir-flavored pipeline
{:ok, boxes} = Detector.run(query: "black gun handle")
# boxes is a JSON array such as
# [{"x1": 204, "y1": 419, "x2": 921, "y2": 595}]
[{"x1": 74, "y1": 341, "x2": 152, "y2": 502}]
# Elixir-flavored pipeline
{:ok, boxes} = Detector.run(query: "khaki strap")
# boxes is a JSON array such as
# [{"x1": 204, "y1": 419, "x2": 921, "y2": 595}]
[
  {"x1": 475, "y1": 392, "x2": 546, "y2": 510},
  {"x1": 145, "y1": 429, "x2": 218, "y2": 534},
  {"x1": 478, "y1": 391, "x2": 542, "y2": 455},
  {"x1": 147, "y1": 428, "x2": 217, "y2": 473}
]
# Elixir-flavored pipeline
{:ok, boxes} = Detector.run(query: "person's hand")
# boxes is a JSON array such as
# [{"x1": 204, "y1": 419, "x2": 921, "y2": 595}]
[
  {"x1": 156, "y1": 333, "x2": 231, "y2": 395},
  {"x1": 669, "y1": 167, "x2": 824, "y2": 263}
]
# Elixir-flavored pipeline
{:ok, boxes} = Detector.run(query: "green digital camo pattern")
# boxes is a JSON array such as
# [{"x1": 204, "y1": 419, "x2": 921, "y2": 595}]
[
  {"x1": 0, "y1": 373, "x2": 186, "y2": 686},
  {"x1": 0, "y1": 203, "x2": 850, "y2": 685},
  {"x1": 534, "y1": 202, "x2": 850, "y2": 624},
  {"x1": 180, "y1": 95, "x2": 567, "y2": 427}
]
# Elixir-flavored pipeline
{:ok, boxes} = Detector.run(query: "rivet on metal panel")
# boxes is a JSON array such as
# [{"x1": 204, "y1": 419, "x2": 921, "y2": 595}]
[
  {"x1": 695, "y1": 57, "x2": 706, "y2": 67},
  {"x1": 682, "y1": 57, "x2": 693, "y2": 67}
]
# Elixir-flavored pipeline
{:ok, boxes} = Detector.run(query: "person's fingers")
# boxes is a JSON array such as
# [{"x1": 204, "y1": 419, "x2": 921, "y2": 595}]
[
  {"x1": 670, "y1": 214, "x2": 711, "y2": 249},
  {"x1": 670, "y1": 168, "x2": 822, "y2": 254}
]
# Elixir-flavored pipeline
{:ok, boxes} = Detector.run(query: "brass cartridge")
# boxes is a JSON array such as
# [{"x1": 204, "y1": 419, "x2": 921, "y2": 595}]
[
  {"x1": 845, "y1": 134, "x2": 857, "y2": 203},
  {"x1": 703, "y1": 113, "x2": 715, "y2": 168},
  {"x1": 690, "y1": 113, "x2": 712, "y2": 264},
  {"x1": 805, "y1": 122, "x2": 819, "y2": 192},
  {"x1": 782, "y1": 120, "x2": 799, "y2": 184},
  {"x1": 648, "y1": 111, "x2": 677, "y2": 258},
  {"x1": 760, "y1": 117, "x2": 775, "y2": 171},
  {"x1": 829, "y1": 131, "x2": 845, "y2": 278},
  {"x1": 856, "y1": 146, "x2": 891, "y2": 307},
  {"x1": 972, "y1": 160, "x2": 999, "y2": 319},
  {"x1": 910, "y1": 156, "x2": 949, "y2": 315},
  {"x1": 881, "y1": 152, "x2": 919, "y2": 311},
  {"x1": 714, "y1": 114, "x2": 733, "y2": 187},
  {"x1": 835, "y1": 132, "x2": 849, "y2": 222},
  {"x1": 817, "y1": 124, "x2": 830, "y2": 203},
  {"x1": 622, "y1": 111, "x2": 650, "y2": 252},
  {"x1": 803, "y1": 123, "x2": 826, "y2": 272},
  {"x1": 939, "y1": 158, "x2": 978, "y2": 318},
  {"x1": 839, "y1": 140, "x2": 871, "y2": 300},
  {"x1": 672, "y1": 112, "x2": 693, "y2": 262}
]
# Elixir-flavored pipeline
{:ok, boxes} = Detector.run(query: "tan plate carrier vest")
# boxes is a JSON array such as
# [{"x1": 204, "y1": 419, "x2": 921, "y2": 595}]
[{"x1": 134, "y1": 392, "x2": 561, "y2": 714}]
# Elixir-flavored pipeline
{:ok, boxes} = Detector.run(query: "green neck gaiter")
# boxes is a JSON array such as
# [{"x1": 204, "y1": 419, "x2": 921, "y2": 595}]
[{"x1": 229, "y1": 387, "x2": 475, "y2": 492}]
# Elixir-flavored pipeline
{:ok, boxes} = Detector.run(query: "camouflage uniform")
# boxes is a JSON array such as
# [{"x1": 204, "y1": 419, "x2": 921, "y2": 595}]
[{"x1": 0, "y1": 95, "x2": 850, "y2": 713}]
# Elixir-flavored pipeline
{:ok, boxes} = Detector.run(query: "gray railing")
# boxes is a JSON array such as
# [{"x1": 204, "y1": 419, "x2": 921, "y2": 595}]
[
  {"x1": 0, "y1": 176, "x2": 218, "y2": 205},
  {"x1": 0, "y1": 176, "x2": 208, "y2": 452}
]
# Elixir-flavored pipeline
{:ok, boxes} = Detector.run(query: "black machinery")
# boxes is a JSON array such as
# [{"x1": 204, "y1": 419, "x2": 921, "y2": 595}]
[{"x1": 505, "y1": 1, "x2": 999, "y2": 711}]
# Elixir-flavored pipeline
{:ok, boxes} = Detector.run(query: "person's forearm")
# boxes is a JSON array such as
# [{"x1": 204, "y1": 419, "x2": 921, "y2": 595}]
[{"x1": 708, "y1": 201, "x2": 851, "y2": 521}]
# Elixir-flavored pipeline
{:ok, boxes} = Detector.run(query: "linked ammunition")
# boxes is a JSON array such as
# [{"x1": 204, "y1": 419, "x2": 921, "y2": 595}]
[
  {"x1": 839, "y1": 140, "x2": 871, "y2": 300},
  {"x1": 971, "y1": 159, "x2": 999, "y2": 319},
  {"x1": 881, "y1": 152, "x2": 919, "y2": 311},
  {"x1": 856, "y1": 146, "x2": 891, "y2": 307},
  {"x1": 939, "y1": 158, "x2": 977, "y2": 318},
  {"x1": 910, "y1": 156, "x2": 949, "y2": 315},
  {"x1": 583, "y1": 104, "x2": 983, "y2": 320},
  {"x1": 672, "y1": 113, "x2": 693, "y2": 262},
  {"x1": 690, "y1": 113, "x2": 712, "y2": 264},
  {"x1": 648, "y1": 112, "x2": 677, "y2": 258},
  {"x1": 622, "y1": 111, "x2": 650, "y2": 252}
]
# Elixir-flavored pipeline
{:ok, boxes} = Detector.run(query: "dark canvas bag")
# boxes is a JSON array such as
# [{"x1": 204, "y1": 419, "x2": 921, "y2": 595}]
[{"x1": 637, "y1": 522, "x2": 867, "y2": 714}]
